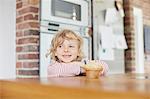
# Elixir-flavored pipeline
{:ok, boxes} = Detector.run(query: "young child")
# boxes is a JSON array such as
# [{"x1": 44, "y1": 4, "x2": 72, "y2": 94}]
[{"x1": 47, "y1": 29, "x2": 108, "y2": 77}]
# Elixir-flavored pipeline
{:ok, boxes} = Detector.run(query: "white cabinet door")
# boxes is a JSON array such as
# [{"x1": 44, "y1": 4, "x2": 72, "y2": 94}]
[{"x1": 40, "y1": 33, "x2": 54, "y2": 77}]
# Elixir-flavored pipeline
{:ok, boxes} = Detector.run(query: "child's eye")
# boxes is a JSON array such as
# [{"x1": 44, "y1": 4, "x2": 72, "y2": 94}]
[
  {"x1": 69, "y1": 45, "x2": 74, "y2": 48},
  {"x1": 58, "y1": 45, "x2": 62, "y2": 48}
]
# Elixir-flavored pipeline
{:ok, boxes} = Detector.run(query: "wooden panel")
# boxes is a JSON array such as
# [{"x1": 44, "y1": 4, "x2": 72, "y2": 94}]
[{"x1": 0, "y1": 74, "x2": 150, "y2": 99}]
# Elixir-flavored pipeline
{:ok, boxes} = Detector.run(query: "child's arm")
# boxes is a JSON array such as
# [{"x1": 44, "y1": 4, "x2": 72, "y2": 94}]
[{"x1": 47, "y1": 62, "x2": 81, "y2": 77}]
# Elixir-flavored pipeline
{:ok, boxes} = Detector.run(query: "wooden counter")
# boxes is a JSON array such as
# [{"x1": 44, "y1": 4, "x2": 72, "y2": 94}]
[{"x1": 0, "y1": 74, "x2": 150, "y2": 99}]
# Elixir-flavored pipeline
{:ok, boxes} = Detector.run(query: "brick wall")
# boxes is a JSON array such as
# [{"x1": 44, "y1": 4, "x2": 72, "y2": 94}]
[
  {"x1": 16, "y1": 0, "x2": 40, "y2": 78},
  {"x1": 123, "y1": 0, "x2": 136, "y2": 73},
  {"x1": 124, "y1": 0, "x2": 150, "y2": 73}
]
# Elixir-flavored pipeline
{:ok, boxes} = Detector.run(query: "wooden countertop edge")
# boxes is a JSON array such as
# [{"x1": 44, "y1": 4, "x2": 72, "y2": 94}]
[{"x1": 0, "y1": 80, "x2": 149, "y2": 99}]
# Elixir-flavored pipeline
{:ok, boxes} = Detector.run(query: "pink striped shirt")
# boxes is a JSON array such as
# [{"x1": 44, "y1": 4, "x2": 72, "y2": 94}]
[{"x1": 48, "y1": 60, "x2": 109, "y2": 77}]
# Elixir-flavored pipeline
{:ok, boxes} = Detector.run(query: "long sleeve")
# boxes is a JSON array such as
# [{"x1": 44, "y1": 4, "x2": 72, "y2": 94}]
[{"x1": 48, "y1": 62, "x2": 81, "y2": 77}]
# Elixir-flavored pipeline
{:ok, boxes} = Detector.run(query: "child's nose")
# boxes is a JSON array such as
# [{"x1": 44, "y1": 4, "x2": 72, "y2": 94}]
[{"x1": 64, "y1": 46, "x2": 68, "y2": 52}]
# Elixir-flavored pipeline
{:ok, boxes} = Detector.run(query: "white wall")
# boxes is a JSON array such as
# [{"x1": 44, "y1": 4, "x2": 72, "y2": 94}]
[{"x1": 0, "y1": 0, "x2": 16, "y2": 79}]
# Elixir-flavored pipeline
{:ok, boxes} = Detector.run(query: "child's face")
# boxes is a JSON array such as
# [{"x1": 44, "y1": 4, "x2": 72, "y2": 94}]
[{"x1": 55, "y1": 39, "x2": 79, "y2": 63}]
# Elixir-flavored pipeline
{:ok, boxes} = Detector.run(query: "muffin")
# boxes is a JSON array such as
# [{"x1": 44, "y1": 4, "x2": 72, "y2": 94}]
[{"x1": 82, "y1": 61, "x2": 103, "y2": 79}]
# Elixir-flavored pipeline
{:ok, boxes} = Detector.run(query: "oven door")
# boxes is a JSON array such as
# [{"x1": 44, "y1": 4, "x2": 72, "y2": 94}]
[{"x1": 41, "y1": 0, "x2": 88, "y2": 26}]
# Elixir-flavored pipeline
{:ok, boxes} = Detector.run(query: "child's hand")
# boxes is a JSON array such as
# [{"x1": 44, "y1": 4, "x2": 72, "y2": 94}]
[{"x1": 95, "y1": 60, "x2": 109, "y2": 76}]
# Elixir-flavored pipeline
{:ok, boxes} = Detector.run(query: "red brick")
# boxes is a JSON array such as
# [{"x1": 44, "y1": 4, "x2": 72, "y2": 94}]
[
  {"x1": 24, "y1": 29, "x2": 39, "y2": 36},
  {"x1": 16, "y1": 31, "x2": 23, "y2": 37},
  {"x1": 24, "y1": 14, "x2": 38, "y2": 21},
  {"x1": 16, "y1": 46, "x2": 22, "y2": 52},
  {"x1": 16, "y1": 0, "x2": 21, "y2": 2},
  {"x1": 18, "y1": 70, "x2": 39, "y2": 75},
  {"x1": 16, "y1": 62, "x2": 22, "y2": 68},
  {"x1": 18, "y1": 54, "x2": 39, "y2": 60},
  {"x1": 16, "y1": 45, "x2": 39, "y2": 52},
  {"x1": 16, "y1": 16, "x2": 23, "y2": 23},
  {"x1": 16, "y1": 2, "x2": 23, "y2": 9},
  {"x1": 28, "y1": 22, "x2": 39, "y2": 28},
  {"x1": 23, "y1": 62, "x2": 39, "y2": 68},
  {"x1": 18, "y1": 6, "x2": 38, "y2": 15},
  {"x1": 17, "y1": 22, "x2": 39, "y2": 30},
  {"x1": 17, "y1": 37, "x2": 39, "y2": 44},
  {"x1": 28, "y1": 0, "x2": 39, "y2": 5}
]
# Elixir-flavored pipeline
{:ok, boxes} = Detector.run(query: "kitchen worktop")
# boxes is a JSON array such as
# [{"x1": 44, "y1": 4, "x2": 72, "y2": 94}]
[{"x1": 0, "y1": 74, "x2": 150, "y2": 99}]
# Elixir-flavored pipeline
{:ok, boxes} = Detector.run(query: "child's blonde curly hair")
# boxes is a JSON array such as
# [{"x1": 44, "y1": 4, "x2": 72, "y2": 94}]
[{"x1": 47, "y1": 29, "x2": 84, "y2": 62}]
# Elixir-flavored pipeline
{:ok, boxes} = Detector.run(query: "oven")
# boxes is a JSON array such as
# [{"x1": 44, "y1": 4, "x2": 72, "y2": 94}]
[{"x1": 41, "y1": 0, "x2": 88, "y2": 26}]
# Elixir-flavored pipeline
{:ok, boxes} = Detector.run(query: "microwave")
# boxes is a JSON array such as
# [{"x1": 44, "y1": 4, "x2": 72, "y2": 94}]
[{"x1": 41, "y1": 0, "x2": 89, "y2": 26}]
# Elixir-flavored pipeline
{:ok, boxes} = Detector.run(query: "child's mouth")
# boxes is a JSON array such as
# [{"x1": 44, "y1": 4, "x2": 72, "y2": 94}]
[{"x1": 62, "y1": 55, "x2": 71, "y2": 58}]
